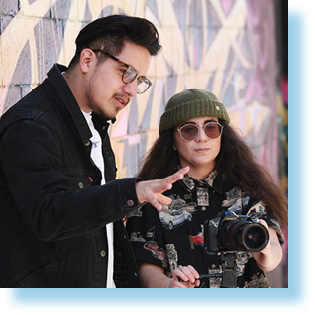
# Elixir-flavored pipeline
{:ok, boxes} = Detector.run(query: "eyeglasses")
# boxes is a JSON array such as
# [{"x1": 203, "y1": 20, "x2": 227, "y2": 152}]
[
  {"x1": 176, "y1": 122, "x2": 223, "y2": 141},
  {"x1": 92, "y1": 49, "x2": 152, "y2": 94}
]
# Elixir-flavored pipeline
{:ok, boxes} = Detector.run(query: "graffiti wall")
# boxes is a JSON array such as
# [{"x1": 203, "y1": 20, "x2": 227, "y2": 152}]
[
  {"x1": 0, "y1": 0, "x2": 279, "y2": 179},
  {"x1": 0, "y1": 0, "x2": 286, "y2": 287}
]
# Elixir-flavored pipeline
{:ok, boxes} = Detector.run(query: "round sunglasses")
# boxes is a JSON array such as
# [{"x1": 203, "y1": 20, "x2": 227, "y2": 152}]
[{"x1": 176, "y1": 122, "x2": 223, "y2": 141}]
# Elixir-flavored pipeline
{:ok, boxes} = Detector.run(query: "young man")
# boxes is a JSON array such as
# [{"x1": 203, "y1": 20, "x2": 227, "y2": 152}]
[{"x1": 0, "y1": 15, "x2": 188, "y2": 288}]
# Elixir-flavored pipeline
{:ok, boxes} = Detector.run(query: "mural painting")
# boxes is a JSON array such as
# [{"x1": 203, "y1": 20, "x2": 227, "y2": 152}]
[
  {"x1": 1, "y1": 0, "x2": 280, "y2": 178},
  {"x1": 0, "y1": 0, "x2": 287, "y2": 287}
]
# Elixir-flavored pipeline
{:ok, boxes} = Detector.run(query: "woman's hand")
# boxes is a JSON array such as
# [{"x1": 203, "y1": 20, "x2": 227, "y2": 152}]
[
  {"x1": 167, "y1": 265, "x2": 200, "y2": 288},
  {"x1": 138, "y1": 262, "x2": 200, "y2": 288},
  {"x1": 250, "y1": 220, "x2": 283, "y2": 271}
]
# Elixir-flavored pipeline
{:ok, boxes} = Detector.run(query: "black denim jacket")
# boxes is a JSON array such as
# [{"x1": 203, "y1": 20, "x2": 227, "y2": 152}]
[{"x1": 0, "y1": 64, "x2": 141, "y2": 287}]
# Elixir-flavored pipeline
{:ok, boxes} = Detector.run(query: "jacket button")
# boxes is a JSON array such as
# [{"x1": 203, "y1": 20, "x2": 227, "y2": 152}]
[
  {"x1": 127, "y1": 199, "x2": 134, "y2": 207},
  {"x1": 84, "y1": 140, "x2": 90, "y2": 146},
  {"x1": 100, "y1": 250, "x2": 106, "y2": 257},
  {"x1": 78, "y1": 182, "x2": 84, "y2": 189}
]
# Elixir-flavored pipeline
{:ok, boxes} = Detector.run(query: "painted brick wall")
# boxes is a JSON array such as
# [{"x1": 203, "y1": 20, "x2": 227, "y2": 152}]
[
  {"x1": 0, "y1": 0, "x2": 286, "y2": 286},
  {"x1": 0, "y1": 0, "x2": 279, "y2": 178}
]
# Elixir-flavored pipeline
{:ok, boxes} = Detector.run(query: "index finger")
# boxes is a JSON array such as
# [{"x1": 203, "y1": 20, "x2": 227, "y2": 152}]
[
  {"x1": 186, "y1": 265, "x2": 200, "y2": 279},
  {"x1": 160, "y1": 167, "x2": 189, "y2": 185},
  {"x1": 174, "y1": 266, "x2": 198, "y2": 283},
  {"x1": 259, "y1": 219, "x2": 268, "y2": 229}
]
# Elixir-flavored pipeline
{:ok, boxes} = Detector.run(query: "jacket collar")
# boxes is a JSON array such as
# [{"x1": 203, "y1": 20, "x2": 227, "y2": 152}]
[
  {"x1": 47, "y1": 64, "x2": 92, "y2": 143},
  {"x1": 47, "y1": 64, "x2": 115, "y2": 144}
]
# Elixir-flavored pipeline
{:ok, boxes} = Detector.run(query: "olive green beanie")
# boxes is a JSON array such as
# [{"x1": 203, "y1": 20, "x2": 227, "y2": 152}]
[{"x1": 159, "y1": 89, "x2": 230, "y2": 135}]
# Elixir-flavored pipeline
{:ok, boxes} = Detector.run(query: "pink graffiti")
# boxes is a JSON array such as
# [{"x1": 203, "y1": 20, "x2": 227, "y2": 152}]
[{"x1": 221, "y1": 0, "x2": 234, "y2": 14}]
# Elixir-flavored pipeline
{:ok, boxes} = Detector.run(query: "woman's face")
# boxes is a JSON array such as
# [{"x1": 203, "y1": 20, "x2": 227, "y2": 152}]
[{"x1": 173, "y1": 116, "x2": 222, "y2": 179}]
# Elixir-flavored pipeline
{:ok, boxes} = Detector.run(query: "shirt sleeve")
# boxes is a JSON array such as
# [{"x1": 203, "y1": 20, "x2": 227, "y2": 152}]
[{"x1": 126, "y1": 204, "x2": 169, "y2": 270}]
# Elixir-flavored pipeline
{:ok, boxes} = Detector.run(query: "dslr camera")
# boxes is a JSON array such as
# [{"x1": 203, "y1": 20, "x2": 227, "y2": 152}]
[{"x1": 204, "y1": 211, "x2": 269, "y2": 253}]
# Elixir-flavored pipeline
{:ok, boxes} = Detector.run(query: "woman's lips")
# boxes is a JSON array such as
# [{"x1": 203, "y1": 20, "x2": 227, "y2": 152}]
[{"x1": 195, "y1": 148, "x2": 209, "y2": 153}]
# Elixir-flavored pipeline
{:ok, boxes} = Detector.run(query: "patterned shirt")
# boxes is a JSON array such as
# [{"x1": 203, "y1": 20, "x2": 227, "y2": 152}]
[{"x1": 126, "y1": 171, "x2": 284, "y2": 288}]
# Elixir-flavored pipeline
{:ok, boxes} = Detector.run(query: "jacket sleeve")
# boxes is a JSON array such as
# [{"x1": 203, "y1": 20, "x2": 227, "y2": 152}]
[{"x1": 0, "y1": 119, "x2": 140, "y2": 242}]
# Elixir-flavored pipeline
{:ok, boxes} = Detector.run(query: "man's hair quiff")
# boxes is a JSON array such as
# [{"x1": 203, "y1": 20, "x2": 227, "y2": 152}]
[{"x1": 68, "y1": 14, "x2": 162, "y2": 69}]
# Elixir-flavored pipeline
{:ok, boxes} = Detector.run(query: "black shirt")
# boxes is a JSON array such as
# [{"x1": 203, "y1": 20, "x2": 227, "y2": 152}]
[{"x1": 127, "y1": 171, "x2": 284, "y2": 288}]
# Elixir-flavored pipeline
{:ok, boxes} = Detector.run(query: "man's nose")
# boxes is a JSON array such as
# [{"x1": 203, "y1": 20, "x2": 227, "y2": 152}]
[{"x1": 122, "y1": 79, "x2": 138, "y2": 97}]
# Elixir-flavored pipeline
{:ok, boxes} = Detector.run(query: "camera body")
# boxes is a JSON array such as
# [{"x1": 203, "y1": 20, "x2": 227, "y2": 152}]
[{"x1": 204, "y1": 211, "x2": 269, "y2": 253}]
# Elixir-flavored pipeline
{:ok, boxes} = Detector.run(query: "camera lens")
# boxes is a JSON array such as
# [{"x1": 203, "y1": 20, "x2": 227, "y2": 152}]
[
  {"x1": 242, "y1": 224, "x2": 269, "y2": 252},
  {"x1": 235, "y1": 223, "x2": 269, "y2": 252},
  {"x1": 220, "y1": 221, "x2": 269, "y2": 252}
]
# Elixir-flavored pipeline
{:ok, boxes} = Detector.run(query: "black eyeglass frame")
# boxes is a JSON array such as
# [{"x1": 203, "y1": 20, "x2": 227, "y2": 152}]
[
  {"x1": 92, "y1": 49, "x2": 152, "y2": 94},
  {"x1": 176, "y1": 121, "x2": 224, "y2": 141}
]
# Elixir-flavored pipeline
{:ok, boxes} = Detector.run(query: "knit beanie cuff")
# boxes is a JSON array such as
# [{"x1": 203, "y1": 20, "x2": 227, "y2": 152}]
[{"x1": 159, "y1": 89, "x2": 230, "y2": 134}]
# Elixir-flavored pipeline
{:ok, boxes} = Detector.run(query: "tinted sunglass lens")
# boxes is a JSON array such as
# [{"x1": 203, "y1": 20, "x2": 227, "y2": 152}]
[
  {"x1": 181, "y1": 125, "x2": 198, "y2": 140},
  {"x1": 205, "y1": 123, "x2": 221, "y2": 139}
]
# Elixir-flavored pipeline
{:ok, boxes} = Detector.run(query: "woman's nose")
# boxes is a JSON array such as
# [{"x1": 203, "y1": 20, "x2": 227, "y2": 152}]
[{"x1": 195, "y1": 125, "x2": 208, "y2": 142}]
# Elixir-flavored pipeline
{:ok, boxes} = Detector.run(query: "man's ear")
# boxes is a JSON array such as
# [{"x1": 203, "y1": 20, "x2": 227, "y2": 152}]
[{"x1": 79, "y1": 49, "x2": 94, "y2": 74}]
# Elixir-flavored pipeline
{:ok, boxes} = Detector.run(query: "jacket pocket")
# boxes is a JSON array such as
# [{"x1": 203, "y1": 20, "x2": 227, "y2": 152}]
[
  {"x1": 66, "y1": 172, "x2": 93, "y2": 192},
  {"x1": 8, "y1": 250, "x2": 66, "y2": 288}
]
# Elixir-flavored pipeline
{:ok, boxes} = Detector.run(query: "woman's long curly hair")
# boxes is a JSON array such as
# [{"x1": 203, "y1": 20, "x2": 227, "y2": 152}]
[{"x1": 138, "y1": 120, "x2": 288, "y2": 229}]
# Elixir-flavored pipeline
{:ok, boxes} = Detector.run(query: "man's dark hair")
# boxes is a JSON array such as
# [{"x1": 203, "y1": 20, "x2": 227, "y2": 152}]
[{"x1": 68, "y1": 14, "x2": 162, "y2": 68}]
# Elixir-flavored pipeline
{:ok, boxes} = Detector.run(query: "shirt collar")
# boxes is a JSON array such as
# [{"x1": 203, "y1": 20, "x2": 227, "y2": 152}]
[
  {"x1": 178, "y1": 168, "x2": 223, "y2": 194},
  {"x1": 81, "y1": 110, "x2": 93, "y2": 126}
]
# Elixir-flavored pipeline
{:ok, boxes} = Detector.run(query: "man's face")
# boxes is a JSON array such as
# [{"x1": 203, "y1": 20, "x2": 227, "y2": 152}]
[{"x1": 80, "y1": 42, "x2": 152, "y2": 119}]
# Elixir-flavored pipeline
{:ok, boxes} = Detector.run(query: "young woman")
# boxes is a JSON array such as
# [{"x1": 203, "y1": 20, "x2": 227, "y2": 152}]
[{"x1": 126, "y1": 89, "x2": 288, "y2": 288}]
